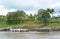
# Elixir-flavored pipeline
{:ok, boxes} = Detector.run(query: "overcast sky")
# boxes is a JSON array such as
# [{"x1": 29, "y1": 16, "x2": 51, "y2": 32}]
[{"x1": 0, "y1": 0, "x2": 60, "y2": 16}]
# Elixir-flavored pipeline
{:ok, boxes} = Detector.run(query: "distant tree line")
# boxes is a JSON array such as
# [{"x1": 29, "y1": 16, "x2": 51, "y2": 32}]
[{"x1": 0, "y1": 8, "x2": 54, "y2": 25}]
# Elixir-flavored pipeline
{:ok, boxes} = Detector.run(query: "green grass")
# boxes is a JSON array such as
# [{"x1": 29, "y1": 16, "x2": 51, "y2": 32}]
[
  {"x1": 44, "y1": 23, "x2": 60, "y2": 28},
  {"x1": 0, "y1": 22, "x2": 20, "y2": 28},
  {"x1": 0, "y1": 22, "x2": 9, "y2": 28},
  {"x1": 0, "y1": 20, "x2": 60, "y2": 28}
]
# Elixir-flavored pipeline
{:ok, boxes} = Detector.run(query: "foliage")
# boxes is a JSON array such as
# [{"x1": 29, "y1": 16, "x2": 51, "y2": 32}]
[
  {"x1": 37, "y1": 9, "x2": 50, "y2": 20},
  {"x1": 28, "y1": 14, "x2": 34, "y2": 21},
  {"x1": 6, "y1": 10, "x2": 27, "y2": 24},
  {"x1": 37, "y1": 9, "x2": 51, "y2": 26},
  {"x1": 0, "y1": 8, "x2": 59, "y2": 28},
  {"x1": 46, "y1": 8, "x2": 54, "y2": 15}
]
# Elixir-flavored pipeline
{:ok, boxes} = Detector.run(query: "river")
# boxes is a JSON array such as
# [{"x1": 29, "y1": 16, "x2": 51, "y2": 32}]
[{"x1": 0, "y1": 31, "x2": 60, "y2": 39}]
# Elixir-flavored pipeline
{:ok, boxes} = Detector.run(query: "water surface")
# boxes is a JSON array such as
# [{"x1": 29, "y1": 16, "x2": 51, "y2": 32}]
[{"x1": 0, "y1": 31, "x2": 60, "y2": 39}]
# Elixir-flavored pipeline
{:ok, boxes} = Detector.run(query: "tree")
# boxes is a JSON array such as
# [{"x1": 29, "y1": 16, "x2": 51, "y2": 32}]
[
  {"x1": 6, "y1": 10, "x2": 27, "y2": 24},
  {"x1": 28, "y1": 14, "x2": 34, "y2": 21},
  {"x1": 37, "y1": 9, "x2": 50, "y2": 26},
  {"x1": 47, "y1": 8, "x2": 54, "y2": 16},
  {"x1": 34, "y1": 14, "x2": 37, "y2": 20},
  {"x1": 0, "y1": 15, "x2": 6, "y2": 22}
]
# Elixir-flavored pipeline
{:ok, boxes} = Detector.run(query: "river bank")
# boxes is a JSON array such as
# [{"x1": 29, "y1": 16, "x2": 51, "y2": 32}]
[{"x1": 0, "y1": 27, "x2": 60, "y2": 32}]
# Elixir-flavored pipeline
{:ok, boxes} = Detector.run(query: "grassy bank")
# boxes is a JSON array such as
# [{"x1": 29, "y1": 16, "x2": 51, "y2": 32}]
[
  {"x1": 43, "y1": 23, "x2": 60, "y2": 28},
  {"x1": 0, "y1": 20, "x2": 60, "y2": 28}
]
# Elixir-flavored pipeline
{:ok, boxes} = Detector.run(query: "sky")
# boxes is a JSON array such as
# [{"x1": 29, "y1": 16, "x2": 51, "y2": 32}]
[{"x1": 0, "y1": 0, "x2": 60, "y2": 16}]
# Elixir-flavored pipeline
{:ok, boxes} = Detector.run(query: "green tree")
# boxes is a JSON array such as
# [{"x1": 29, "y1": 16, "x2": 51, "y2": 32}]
[
  {"x1": 37, "y1": 9, "x2": 50, "y2": 26},
  {"x1": 34, "y1": 14, "x2": 37, "y2": 20},
  {"x1": 0, "y1": 15, "x2": 6, "y2": 22},
  {"x1": 6, "y1": 10, "x2": 27, "y2": 24},
  {"x1": 28, "y1": 14, "x2": 34, "y2": 21},
  {"x1": 47, "y1": 8, "x2": 54, "y2": 15}
]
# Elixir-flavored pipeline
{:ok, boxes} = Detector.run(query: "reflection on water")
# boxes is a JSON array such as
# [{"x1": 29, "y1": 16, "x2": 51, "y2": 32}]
[{"x1": 0, "y1": 31, "x2": 60, "y2": 39}]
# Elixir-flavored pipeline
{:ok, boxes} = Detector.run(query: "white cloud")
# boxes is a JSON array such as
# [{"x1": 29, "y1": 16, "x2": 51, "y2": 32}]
[
  {"x1": 50, "y1": 1, "x2": 60, "y2": 8},
  {"x1": 25, "y1": 11, "x2": 33, "y2": 15},
  {"x1": 0, "y1": 0, "x2": 59, "y2": 9},
  {"x1": 0, "y1": 5, "x2": 37, "y2": 16},
  {"x1": 53, "y1": 13, "x2": 60, "y2": 17},
  {"x1": 0, "y1": 5, "x2": 16, "y2": 15},
  {"x1": 0, "y1": 0, "x2": 60, "y2": 16},
  {"x1": 25, "y1": 10, "x2": 37, "y2": 15}
]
